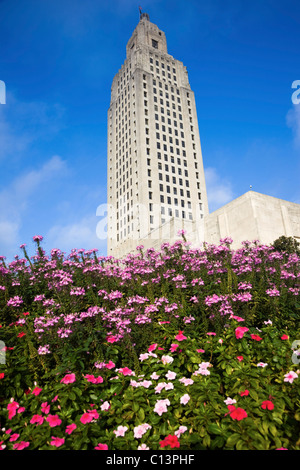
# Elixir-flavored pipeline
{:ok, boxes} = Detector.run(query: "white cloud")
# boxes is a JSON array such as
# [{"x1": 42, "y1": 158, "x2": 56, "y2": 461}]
[
  {"x1": 204, "y1": 167, "x2": 234, "y2": 213},
  {"x1": 46, "y1": 214, "x2": 107, "y2": 255},
  {"x1": 286, "y1": 104, "x2": 300, "y2": 148},
  {"x1": 0, "y1": 155, "x2": 67, "y2": 258}
]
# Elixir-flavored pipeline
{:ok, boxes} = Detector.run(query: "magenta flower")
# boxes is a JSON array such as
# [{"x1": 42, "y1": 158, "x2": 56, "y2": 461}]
[
  {"x1": 261, "y1": 400, "x2": 274, "y2": 410},
  {"x1": 31, "y1": 386, "x2": 42, "y2": 396},
  {"x1": 65, "y1": 423, "x2": 77, "y2": 435},
  {"x1": 175, "y1": 330, "x2": 187, "y2": 341},
  {"x1": 46, "y1": 414, "x2": 62, "y2": 427},
  {"x1": 117, "y1": 367, "x2": 134, "y2": 376},
  {"x1": 30, "y1": 414, "x2": 44, "y2": 426},
  {"x1": 50, "y1": 437, "x2": 65, "y2": 448},
  {"x1": 80, "y1": 409, "x2": 99, "y2": 424},
  {"x1": 60, "y1": 373, "x2": 76, "y2": 384},
  {"x1": 95, "y1": 443, "x2": 109, "y2": 450},
  {"x1": 235, "y1": 327, "x2": 249, "y2": 339},
  {"x1": 84, "y1": 374, "x2": 103, "y2": 384},
  {"x1": 41, "y1": 402, "x2": 50, "y2": 414},
  {"x1": 13, "y1": 441, "x2": 30, "y2": 450}
]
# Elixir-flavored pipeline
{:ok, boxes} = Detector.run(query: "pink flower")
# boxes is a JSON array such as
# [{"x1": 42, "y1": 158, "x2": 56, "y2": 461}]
[
  {"x1": 227, "y1": 405, "x2": 248, "y2": 421},
  {"x1": 251, "y1": 334, "x2": 262, "y2": 341},
  {"x1": 207, "y1": 332, "x2": 216, "y2": 336},
  {"x1": 261, "y1": 400, "x2": 274, "y2": 410},
  {"x1": 175, "y1": 426, "x2": 188, "y2": 437},
  {"x1": 237, "y1": 356, "x2": 244, "y2": 361},
  {"x1": 281, "y1": 334, "x2": 289, "y2": 340},
  {"x1": 50, "y1": 437, "x2": 65, "y2": 448},
  {"x1": 106, "y1": 335, "x2": 118, "y2": 343},
  {"x1": 80, "y1": 409, "x2": 99, "y2": 424},
  {"x1": 235, "y1": 327, "x2": 249, "y2": 339},
  {"x1": 161, "y1": 355, "x2": 174, "y2": 365},
  {"x1": 46, "y1": 414, "x2": 62, "y2": 427},
  {"x1": 32, "y1": 387, "x2": 42, "y2": 396},
  {"x1": 165, "y1": 370, "x2": 176, "y2": 380},
  {"x1": 175, "y1": 330, "x2": 187, "y2": 341},
  {"x1": 7, "y1": 401, "x2": 19, "y2": 420},
  {"x1": 117, "y1": 367, "x2": 134, "y2": 376},
  {"x1": 105, "y1": 360, "x2": 115, "y2": 369},
  {"x1": 180, "y1": 393, "x2": 190, "y2": 405},
  {"x1": 9, "y1": 433, "x2": 19, "y2": 442},
  {"x1": 138, "y1": 443, "x2": 150, "y2": 450},
  {"x1": 30, "y1": 414, "x2": 44, "y2": 426},
  {"x1": 95, "y1": 443, "x2": 109, "y2": 450},
  {"x1": 240, "y1": 390, "x2": 249, "y2": 397},
  {"x1": 84, "y1": 374, "x2": 103, "y2": 384},
  {"x1": 224, "y1": 397, "x2": 237, "y2": 405},
  {"x1": 133, "y1": 423, "x2": 151, "y2": 439},
  {"x1": 196, "y1": 349, "x2": 205, "y2": 353},
  {"x1": 148, "y1": 343, "x2": 158, "y2": 352},
  {"x1": 100, "y1": 401, "x2": 110, "y2": 411},
  {"x1": 284, "y1": 371, "x2": 298, "y2": 383},
  {"x1": 65, "y1": 423, "x2": 77, "y2": 435},
  {"x1": 154, "y1": 398, "x2": 170, "y2": 416},
  {"x1": 170, "y1": 343, "x2": 179, "y2": 352},
  {"x1": 113, "y1": 425, "x2": 128, "y2": 437},
  {"x1": 60, "y1": 373, "x2": 76, "y2": 384},
  {"x1": 13, "y1": 441, "x2": 30, "y2": 450},
  {"x1": 41, "y1": 402, "x2": 50, "y2": 414}
]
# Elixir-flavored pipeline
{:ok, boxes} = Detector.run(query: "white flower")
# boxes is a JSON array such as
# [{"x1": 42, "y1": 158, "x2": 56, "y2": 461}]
[{"x1": 224, "y1": 397, "x2": 237, "y2": 405}]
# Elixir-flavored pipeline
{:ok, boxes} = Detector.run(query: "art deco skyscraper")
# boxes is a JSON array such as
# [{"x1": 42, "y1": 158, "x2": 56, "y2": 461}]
[{"x1": 107, "y1": 11, "x2": 208, "y2": 258}]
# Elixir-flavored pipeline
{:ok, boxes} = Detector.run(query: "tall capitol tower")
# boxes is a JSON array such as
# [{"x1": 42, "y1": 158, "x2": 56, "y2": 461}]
[{"x1": 107, "y1": 10, "x2": 209, "y2": 258}]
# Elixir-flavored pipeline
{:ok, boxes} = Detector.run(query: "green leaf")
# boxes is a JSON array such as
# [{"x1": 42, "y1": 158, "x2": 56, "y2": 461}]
[
  {"x1": 132, "y1": 402, "x2": 139, "y2": 412},
  {"x1": 269, "y1": 423, "x2": 277, "y2": 437},
  {"x1": 207, "y1": 423, "x2": 222, "y2": 435},
  {"x1": 249, "y1": 389, "x2": 258, "y2": 401},
  {"x1": 226, "y1": 433, "x2": 240, "y2": 448}
]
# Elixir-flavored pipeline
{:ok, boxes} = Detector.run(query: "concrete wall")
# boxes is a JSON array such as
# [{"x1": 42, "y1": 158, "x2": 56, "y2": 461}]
[{"x1": 204, "y1": 191, "x2": 300, "y2": 249}]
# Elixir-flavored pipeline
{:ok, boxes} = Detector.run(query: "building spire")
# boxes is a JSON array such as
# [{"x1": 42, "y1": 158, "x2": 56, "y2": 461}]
[{"x1": 138, "y1": 5, "x2": 149, "y2": 21}]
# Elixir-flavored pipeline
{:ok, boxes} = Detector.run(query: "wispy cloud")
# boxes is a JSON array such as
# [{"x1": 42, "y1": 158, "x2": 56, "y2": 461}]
[
  {"x1": 204, "y1": 167, "x2": 234, "y2": 213},
  {"x1": 46, "y1": 214, "x2": 106, "y2": 255},
  {"x1": 0, "y1": 155, "x2": 67, "y2": 258}
]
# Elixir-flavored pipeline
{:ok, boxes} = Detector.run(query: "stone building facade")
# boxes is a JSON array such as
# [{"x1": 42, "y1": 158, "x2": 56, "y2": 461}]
[{"x1": 107, "y1": 12, "x2": 208, "y2": 257}]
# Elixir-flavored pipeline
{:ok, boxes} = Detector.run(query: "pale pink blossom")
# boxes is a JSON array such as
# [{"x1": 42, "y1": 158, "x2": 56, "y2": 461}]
[
  {"x1": 100, "y1": 401, "x2": 110, "y2": 411},
  {"x1": 154, "y1": 399, "x2": 170, "y2": 416},
  {"x1": 180, "y1": 393, "x2": 190, "y2": 405},
  {"x1": 165, "y1": 370, "x2": 176, "y2": 380},
  {"x1": 284, "y1": 371, "x2": 298, "y2": 383},
  {"x1": 114, "y1": 425, "x2": 128, "y2": 437},
  {"x1": 133, "y1": 423, "x2": 152, "y2": 439},
  {"x1": 175, "y1": 426, "x2": 188, "y2": 437}
]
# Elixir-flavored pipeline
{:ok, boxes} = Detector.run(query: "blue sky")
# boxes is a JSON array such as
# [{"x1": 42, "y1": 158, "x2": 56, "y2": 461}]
[{"x1": 0, "y1": 0, "x2": 299, "y2": 260}]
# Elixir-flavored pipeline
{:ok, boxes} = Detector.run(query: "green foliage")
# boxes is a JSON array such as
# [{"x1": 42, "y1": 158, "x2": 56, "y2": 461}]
[{"x1": 0, "y1": 238, "x2": 299, "y2": 450}]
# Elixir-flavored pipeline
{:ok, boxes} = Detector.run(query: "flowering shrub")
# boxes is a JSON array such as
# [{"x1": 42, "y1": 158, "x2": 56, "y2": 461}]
[{"x1": 0, "y1": 235, "x2": 299, "y2": 450}]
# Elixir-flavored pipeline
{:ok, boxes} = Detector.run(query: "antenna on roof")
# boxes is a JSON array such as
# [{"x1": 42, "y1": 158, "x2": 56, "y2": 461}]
[
  {"x1": 139, "y1": 5, "x2": 142, "y2": 17},
  {"x1": 250, "y1": 185, "x2": 252, "y2": 191}
]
